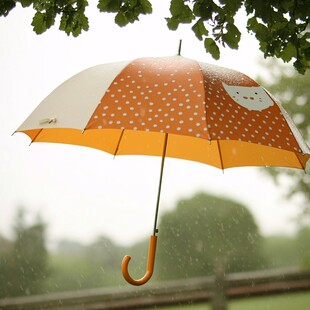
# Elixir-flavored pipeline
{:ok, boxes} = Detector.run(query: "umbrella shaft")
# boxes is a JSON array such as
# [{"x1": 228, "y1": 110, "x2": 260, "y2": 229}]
[{"x1": 153, "y1": 133, "x2": 168, "y2": 236}]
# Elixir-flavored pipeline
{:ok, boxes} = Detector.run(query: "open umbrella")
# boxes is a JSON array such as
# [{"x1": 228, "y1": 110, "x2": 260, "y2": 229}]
[{"x1": 15, "y1": 55, "x2": 310, "y2": 286}]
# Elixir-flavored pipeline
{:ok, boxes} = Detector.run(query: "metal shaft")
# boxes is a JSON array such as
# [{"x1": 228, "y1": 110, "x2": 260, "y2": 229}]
[{"x1": 153, "y1": 133, "x2": 168, "y2": 236}]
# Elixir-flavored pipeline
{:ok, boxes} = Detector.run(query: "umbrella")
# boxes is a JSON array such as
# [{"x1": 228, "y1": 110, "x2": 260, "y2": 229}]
[{"x1": 15, "y1": 54, "x2": 310, "y2": 286}]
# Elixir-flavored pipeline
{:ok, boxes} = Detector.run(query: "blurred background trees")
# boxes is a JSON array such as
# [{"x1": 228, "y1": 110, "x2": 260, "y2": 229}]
[
  {"x1": 0, "y1": 208, "x2": 48, "y2": 298},
  {"x1": 296, "y1": 226, "x2": 310, "y2": 269},
  {"x1": 155, "y1": 192, "x2": 266, "y2": 281},
  {"x1": 1, "y1": 193, "x2": 310, "y2": 298},
  {"x1": 44, "y1": 236, "x2": 125, "y2": 292}
]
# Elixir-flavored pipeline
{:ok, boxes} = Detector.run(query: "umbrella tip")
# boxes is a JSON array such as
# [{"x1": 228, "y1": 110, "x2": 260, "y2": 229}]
[{"x1": 178, "y1": 39, "x2": 182, "y2": 56}]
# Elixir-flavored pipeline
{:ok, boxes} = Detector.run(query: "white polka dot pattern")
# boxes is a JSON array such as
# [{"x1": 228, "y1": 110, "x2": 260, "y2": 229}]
[
  {"x1": 86, "y1": 56, "x2": 301, "y2": 154},
  {"x1": 87, "y1": 57, "x2": 209, "y2": 139}
]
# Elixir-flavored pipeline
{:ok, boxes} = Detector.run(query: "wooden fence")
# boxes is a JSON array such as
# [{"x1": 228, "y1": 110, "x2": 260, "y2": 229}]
[{"x1": 0, "y1": 268, "x2": 310, "y2": 310}]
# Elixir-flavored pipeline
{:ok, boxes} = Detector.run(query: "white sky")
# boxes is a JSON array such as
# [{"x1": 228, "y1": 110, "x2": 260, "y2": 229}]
[{"x1": 0, "y1": 2, "x2": 303, "y2": 247}]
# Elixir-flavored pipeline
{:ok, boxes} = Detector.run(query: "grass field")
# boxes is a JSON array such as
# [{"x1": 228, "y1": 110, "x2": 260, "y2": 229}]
[{"x1": 160, "y1": 292, "x2": 310, "y2": 310}]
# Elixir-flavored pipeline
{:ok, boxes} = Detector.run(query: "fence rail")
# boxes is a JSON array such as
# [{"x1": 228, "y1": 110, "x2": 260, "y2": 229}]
[{"x1": 1, "y1": 268, "x2": 310, "y2": 310}]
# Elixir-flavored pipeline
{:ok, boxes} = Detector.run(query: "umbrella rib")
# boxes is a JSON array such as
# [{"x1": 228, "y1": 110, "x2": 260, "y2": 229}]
[
  {"x1": 113, "y1": 129, "x2": 125, "y2": 158},
  {"x1": 216, "y1": 139, "x2": 224, "y2": 170},
  {"x1": 153, "y1": 133, "x2": 168, "y2": 236},
  {"x1": 29, "y1": 129, "x2": 43, "y2": 145},
  {"x1": 295, "y1": 152, "x2": 307, "y2": 172}
]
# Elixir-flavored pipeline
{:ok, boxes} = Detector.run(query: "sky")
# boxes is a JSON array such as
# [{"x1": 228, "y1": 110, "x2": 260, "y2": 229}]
[{"x1": 0, "y1": 2, "x2": 305, "y2": 247}]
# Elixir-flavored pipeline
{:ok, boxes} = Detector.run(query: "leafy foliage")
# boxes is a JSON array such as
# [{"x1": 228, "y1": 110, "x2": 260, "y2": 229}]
[
  {"x1": 98, "y1": 0, "x2": 152, "y2": 27},
  {"x1": 165, "y1": 0, "x2": 309, "y2": 73},
  {"x1": 244, "y1": 0, "x2": 310, "y2": 74},
  {"x1": 167, "y1": 0, "x2": 242, "y2": 60},
  {"x1": 1, "y1": 0, "x2": 89, "y2": 37},
  {"x1": 1, "y1": 1, "x2": 309, "y2": 73},
  {"x1": 0, "y1": 0, "x2": 16, "y2": 16}
]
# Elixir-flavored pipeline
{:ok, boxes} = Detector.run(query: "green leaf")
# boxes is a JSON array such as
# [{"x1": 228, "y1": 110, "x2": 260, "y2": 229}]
[
  {"x1": 97, "y1": 0, "x2": 120, "y2": 12},
  {"x1": 204, "y1": 37, "x2": 220, "y2": 60},
  {"x1": 81, "y1": 13, "x2": 89, "y2": 31},
  {"x1": 115, "y1": 12, "x2": 129, "y2": 27},
  {"x1": 280, "y1": 0, "x2": 294, "y2": 12},
  {"x1": 59, "y1": 8, "x2": 89, "y2": 36},
  {"x1": 139, "y1": 0, "x2": 152, "y2": 14},
  {"x1": 222, "y1": 22, "x2": 241, "y2": 49},
  {"x1": 193, "y1": 0, "x2": 214, "y2": 20},
  {"x1": 166, "y1": 17, "x2": 179, "y2": 31},
  {"x1": 99, "y1": 0, "x2": 151, "y2": 26},
  {"x1": 59, "y1": 13, "x2": 67, "y2": 31},
  {"x1": 168, "y1": 0, "x2": 195, "y2": 24},
  {"x1": 31, "y1": 12, "x2": 47, "y2": 34},
  {"x1": 219, "y1": 0, "x2": 243, "y2": 15},
  {"x1": 192, "y1": 19, "x2": 208, "y2": 41},
  {"x1": 246, "y1": 16, "x2": 258, "y2": 31},
  {"x1": 0, "y1": 0, "x2": 16, "y2": 17},
  {"x1": 169, "y1": 0, "x2": 184, "y2": 16},
  {"x1": 293, "y1": 58, "x2": 309, "y2": 75},
  {"x1": 281, "y1": 42, "x2": 297, "y2": 62},
  {"x1": 247, "y1": 18, "x2": 269, "y2": 41},
  {"x1": 59, "y1": 14, "x2": 73, "y2": 36},
  {"x1": 20, "y1": 0, "x2": 33, "y2": 8}
]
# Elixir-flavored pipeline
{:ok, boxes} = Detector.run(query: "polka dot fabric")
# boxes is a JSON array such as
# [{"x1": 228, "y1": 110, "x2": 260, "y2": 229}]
[
  {"x1": 86, "y1": 56, "x2": 302, "y2": 154},
  {"x1": 87, "y1": 57, "x2": 209, "y2": 140}
]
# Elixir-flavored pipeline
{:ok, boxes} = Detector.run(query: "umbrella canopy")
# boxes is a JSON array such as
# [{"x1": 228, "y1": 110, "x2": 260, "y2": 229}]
[
  {"x1": 16, "y1": 56, "x2": 310, "y2": 285},
  {"x1": 17, "y1": 56, "x2": 310, "y2": 170}
]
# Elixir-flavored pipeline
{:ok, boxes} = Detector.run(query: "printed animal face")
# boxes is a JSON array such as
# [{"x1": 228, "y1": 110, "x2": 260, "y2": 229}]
[{"x1": 222, "y1": 83, "x2": 274, "y2": 111}]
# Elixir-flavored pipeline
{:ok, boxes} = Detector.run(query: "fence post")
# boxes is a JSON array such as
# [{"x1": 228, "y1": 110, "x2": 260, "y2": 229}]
[{"x1": 212, "y1": 260, "x2": 227, "y2": 310}]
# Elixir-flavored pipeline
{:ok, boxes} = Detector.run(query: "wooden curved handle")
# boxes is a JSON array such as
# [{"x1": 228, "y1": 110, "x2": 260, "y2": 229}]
[{"x1": 121, "y1": 235, "x2": 157, "y2": 286}]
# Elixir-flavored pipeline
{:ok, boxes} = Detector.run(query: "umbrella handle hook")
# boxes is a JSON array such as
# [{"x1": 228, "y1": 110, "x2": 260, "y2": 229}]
[{"x1": 121, "y1": 235, "x2": 157, "y2": 286}]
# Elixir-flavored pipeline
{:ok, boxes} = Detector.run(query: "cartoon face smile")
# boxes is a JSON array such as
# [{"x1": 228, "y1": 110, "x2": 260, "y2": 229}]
[{"x1": 222, "y1": 83, "x2": 274, "y2": 111}]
